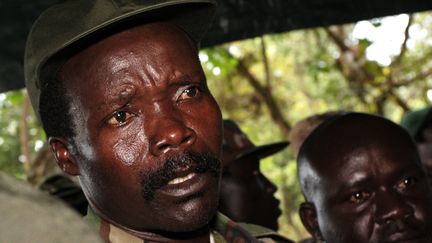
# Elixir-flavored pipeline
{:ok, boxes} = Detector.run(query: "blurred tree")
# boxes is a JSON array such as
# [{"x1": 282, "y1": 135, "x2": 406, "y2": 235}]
[{"x1": 1, "y1": 11, "x2": 432, "y2": 242}]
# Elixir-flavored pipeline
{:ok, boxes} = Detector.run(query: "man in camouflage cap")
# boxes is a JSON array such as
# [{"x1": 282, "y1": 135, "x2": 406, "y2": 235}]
[
  {"x1": 24, "y1": 0, "x2": 289, "y2": 242},
  {"x1": 219, "y1": 119, "x2": 288, "y2": 231},
  {"x1": 401, "y1": 107, "x2": 432, "y2": 180}
]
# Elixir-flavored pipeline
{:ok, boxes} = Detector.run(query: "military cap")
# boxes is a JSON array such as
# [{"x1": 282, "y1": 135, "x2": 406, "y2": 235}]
[
  {"x1": 400, "y1": 107, "x2": 432, "y2": 141},
  {"x1": 222, "y1": 119, "x2": 289, "y2": 165},
  {"x1": 24, "y1": 0, "x2": 217, "y2": 119}
]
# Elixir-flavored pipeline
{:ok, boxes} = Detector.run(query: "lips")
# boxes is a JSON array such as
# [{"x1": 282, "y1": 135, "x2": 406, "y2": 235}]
[
  {"x1": 159, "y1": 170, "x2": 215, "y2": 198},
  {"x1": 385, "y1": 230, "x2": 429, "y2": 243},
  {"x1": 167, "y1": 172, "x2": 196, "y2": 185}
]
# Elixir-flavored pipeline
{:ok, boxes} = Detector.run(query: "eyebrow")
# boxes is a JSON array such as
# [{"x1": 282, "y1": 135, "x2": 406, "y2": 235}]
[
  {"x1": 168, "y1": 71, "x2": 205, "y2": 85},
  {"x1": 345, "y1": 172, "x2": 369, "y2": 187},
  {"x1": 97, "y1": 85, "x2": 137, "y2": 111},
  {"x1": 328, "y1": 172, "x2": 370, "y2": 198},
  {"x1": 169, "y1": 75, "x2": 194, "y2": 87}
]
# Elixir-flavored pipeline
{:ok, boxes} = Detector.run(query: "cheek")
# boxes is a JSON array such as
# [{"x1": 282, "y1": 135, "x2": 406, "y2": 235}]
[
  {"x1": 112, "y1": 122, "x2": 148, "y2": 166},
  {"x1": 318, "y1": 206, "x2": 374, "y2": 241},
  {"x1": 412, "y1": 197, "x2": 432, "y2": 223},
  {"x1": 70, "y1": 104, "x2": 96, "y2": 161},
  {"x1": 198, "y1": 99, "x2": 222, "y2": 151}
]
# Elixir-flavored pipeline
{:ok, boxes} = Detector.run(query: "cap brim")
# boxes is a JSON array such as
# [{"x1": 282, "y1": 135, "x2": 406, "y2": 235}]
[{"x1": 234, "y1": 141, "x2": 289, "y2": 162}]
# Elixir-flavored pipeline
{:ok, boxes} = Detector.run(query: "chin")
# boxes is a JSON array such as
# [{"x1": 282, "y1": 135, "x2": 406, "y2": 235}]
[{"x1": 167, "y1": 193, "x2": 219, "y2": 232}]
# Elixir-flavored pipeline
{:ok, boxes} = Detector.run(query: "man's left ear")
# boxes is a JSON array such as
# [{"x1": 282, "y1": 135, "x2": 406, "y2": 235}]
[
  {"x1": 48, "y1": 137, "x2": 80, "y2": 176},
  {"x1": 299, "y1": 202, "x2": 324, "y2": 241}
]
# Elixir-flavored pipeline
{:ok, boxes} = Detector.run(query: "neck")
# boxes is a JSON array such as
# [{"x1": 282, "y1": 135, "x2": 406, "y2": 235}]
[
  {"x1": 104, "y1": 220, "x2": 212, "y2": 243},
  {"x1": 87, "y1": 200, "x2": 213, "y2": 243}
]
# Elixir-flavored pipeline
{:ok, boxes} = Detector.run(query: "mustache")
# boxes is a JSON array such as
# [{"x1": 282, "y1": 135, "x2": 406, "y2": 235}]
[
  {"x1": 377, "y1": 216, "x2": 429, "y2": 242},
  {"x1": 140, "y1": 151, "x2": 221, "y2": 201}
]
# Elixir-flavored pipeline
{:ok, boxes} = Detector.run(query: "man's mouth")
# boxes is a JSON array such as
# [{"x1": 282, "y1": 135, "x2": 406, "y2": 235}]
[
  {"x1": 167, "y1": 172, "x2": 196, "y2": 185},
  {"x1": 140, "y1": 151, "x2": 221, "y2": 201},
  {"x1": 386, "y1": 230, "x2": 428, "y2": 243}
]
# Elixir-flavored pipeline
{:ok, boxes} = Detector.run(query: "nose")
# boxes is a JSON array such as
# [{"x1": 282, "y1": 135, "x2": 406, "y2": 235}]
[
  {"x1": 375, "y1": 190, "x2": 413, "y2": 225},
  {"x1": 149, "y1": 115, "x2": 196, "y2": 156},
  {"x1": 257, "y1": 172, "x2": 277, "y2": 194},
  {"x1": 266, "y1": 179, "x2": 277, "y2": 194}
]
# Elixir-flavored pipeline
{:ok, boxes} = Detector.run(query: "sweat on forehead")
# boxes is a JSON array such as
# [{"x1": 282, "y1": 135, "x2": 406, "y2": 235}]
[
  {"x1": 59, "y1": 22, "x2": 196, "y2": 82},
  {"x1": 297, "y1": 113, "x2": 419, "y2": 196}
]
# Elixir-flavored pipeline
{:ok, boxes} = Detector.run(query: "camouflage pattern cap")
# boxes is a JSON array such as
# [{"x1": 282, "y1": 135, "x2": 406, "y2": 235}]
[
  {"x1": 24, "y1": 0, "x2": 217, "y2": 119},
  {"x1": 222, "y1": 119, "x2": 289, "y2": 165}
]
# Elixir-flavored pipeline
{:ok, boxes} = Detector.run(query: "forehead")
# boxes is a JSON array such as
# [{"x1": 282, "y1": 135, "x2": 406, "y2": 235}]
[
  {"x1": 59, "y1": 22, "x2": 200, "y2": 93},
  {"x1": 320, "y1": 145, "x2": 420, "y2": 179},
  {"x1": 304, "y1": 116, "x2": 421, "y2": 177}
]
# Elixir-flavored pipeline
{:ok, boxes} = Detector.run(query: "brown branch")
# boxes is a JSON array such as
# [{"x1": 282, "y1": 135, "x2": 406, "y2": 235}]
[
  {"x1": 20, "y1": 94, "x2": 32, "y2": 179},
  {"x1": 405, "y1": 48, "x2": 432, "y2": 71},
  {"x1": 391, "y1": 14, "x2": 414, "y2": 68},
  {"x1": 222, "y1": 48, "x2": 292, "y2": 136},
  {"x1": 393, "y1": 68, "x2": 432, "y2": 87},
  {"x1": 260, "y1": 37, "x2": 272, "y2": 90},
  {"x1": 389, "y1": 89, "x2": 410, "y2": 112},
  {"x1": 324, "y1": 27, "x2": 351, "y2": 52},
  {"x1": 324, "y1": 30, "x2": 369, "y2": 105},
  {"x1": 237, "y1": 61, "x2": 292, "y2": 136},
  {"x1": 375, "y1": 84, "x2": 411, "y2": 115}
]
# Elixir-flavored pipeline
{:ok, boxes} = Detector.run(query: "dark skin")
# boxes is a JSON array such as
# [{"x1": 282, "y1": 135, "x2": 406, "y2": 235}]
[
  {"x1": 298, "y1": 114, "x2": 432, "y2": 243},
  {"x1": 49, "y1": 22, "x2": 223, "y2": 242},
  {"x1": 219, "y1": 157, "x2": 281, "y2": 230}
]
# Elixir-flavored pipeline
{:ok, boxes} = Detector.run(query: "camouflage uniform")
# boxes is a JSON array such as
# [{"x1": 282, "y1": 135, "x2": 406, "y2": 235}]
[{"x1": 86, "y1": 208, "x2": 293, "y2": 243}]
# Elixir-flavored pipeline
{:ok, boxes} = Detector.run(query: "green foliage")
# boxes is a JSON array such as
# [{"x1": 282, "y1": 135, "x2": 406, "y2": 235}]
[
  {"x1": 0, "y1": 90, "x2": 45, "y2": 179},
  {"x1": 0, "y1": 90, "x2": 25, "y2": 178}
]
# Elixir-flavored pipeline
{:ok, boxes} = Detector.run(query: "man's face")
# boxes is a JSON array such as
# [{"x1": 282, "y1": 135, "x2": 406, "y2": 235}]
[
  {"x1": 219, "y1": 158, "x2": 281, "y2": 230},
  {"x1": 310, "y1": 136, "x2": 432, "y2": 243},
  {"x1": 57, "y1": 23, "x2": 223, "y2": 232}
]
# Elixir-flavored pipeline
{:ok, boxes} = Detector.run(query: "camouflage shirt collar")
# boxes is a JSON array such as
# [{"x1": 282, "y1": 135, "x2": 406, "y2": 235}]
[{"x1": 85, "y1": 207, "x2": 261, "y2": 243}]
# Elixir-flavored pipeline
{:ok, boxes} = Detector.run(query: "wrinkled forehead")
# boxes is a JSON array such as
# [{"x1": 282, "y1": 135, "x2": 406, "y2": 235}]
[
  {"x1": 62, "y1": 22, "x2": 195, "y2": 68},
  {"x1": 59, "y1": 22, "x2": 201, "y2": 93},
  {"x1": 300, "y1": 113, "x2": 421, "y2": 177}
]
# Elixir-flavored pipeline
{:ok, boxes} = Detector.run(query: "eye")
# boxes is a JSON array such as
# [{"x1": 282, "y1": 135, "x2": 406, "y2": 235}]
[
  {"x1": 106, "y1": 111, "x2": 134, "y2": 126},
  {"x1": 179, "y1": 86, "x2": 199, "y2": 101},
  {"x1": 349, "y1": 191, "x2": 371, "y2": 204},
  {"x1": 396, "y1": 176, "x2": 417, "y2": 190}
]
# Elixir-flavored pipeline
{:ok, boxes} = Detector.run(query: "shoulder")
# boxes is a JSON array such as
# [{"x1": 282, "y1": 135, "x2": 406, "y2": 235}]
[
  {"x1": 239, "y1": 222, "x2": 295, "y2": 243},
  {"x1": 213, "y1": 212, "x2": 294, "y2": 243},
  {"x1": 0, "y1": 171, "x2": 102, "y2": 243}
]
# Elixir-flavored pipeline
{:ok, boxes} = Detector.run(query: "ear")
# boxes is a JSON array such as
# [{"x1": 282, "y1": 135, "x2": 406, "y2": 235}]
[
  {"x1": 48, "y1": 137, "x2": 80, "y2": 176},
  {"x1": 299, "y1": 202, "x2": 324, "y2": 241}
]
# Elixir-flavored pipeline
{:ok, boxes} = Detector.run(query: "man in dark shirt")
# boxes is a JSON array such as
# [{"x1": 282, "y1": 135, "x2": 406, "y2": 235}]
[{"x1": 298, "y1": 112, "x2": 432, "y2": 243}]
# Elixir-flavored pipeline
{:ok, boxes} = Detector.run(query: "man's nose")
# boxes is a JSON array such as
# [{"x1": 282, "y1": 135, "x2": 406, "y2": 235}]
[
  {"x1": 257, "y1": 172, "x2": 277, "y2": 194},
  {"x1": 375, "y1": 190, "x2": 413, "y2": 225},
  {"x1": 148, "y1": 112, "x2": 196, "y2": 156}
]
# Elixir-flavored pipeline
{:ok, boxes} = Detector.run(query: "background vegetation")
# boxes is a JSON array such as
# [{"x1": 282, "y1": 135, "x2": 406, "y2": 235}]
[{"x1": 1, "y1": 11, "x2": 432, "y2": 241}]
